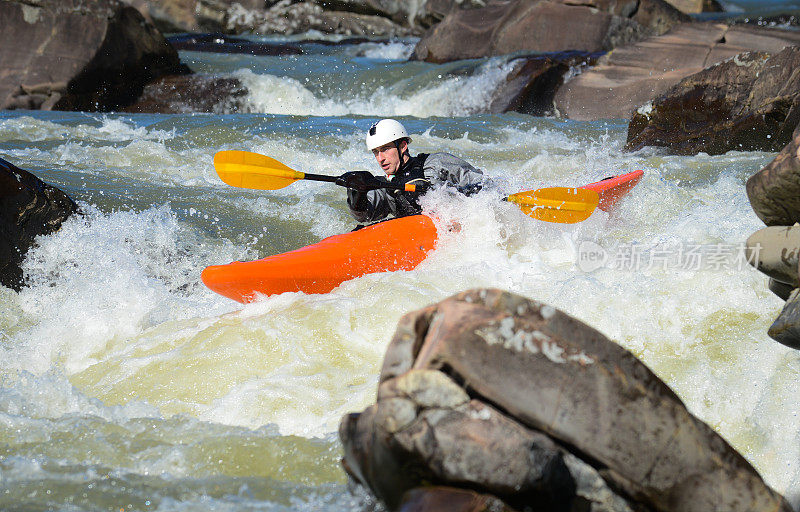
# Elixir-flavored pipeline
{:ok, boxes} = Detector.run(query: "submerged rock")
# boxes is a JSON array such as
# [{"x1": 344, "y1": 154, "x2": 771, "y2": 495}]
[
  {"x1": 0, "y1": 0, "x2": 188, "y2": 112},
  {"x1": 123, "y1": 75, "x2": 248, "y2": 114},
  {"x1": 0, "y1": 159, "x2": 78, "y2": 291},
  {"x1": 625, "y1": 46, "x2": 800, "y2": 155},
  {"x1": 340, "y1": 289, "x2": 791, "y2": 512}
]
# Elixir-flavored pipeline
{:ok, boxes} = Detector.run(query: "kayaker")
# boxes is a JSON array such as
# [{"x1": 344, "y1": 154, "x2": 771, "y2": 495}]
[{"x1": 336, "y1": 119, "x2": 486, "y2": 223}]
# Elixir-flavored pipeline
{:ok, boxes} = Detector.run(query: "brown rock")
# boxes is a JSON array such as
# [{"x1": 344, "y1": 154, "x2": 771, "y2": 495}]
[
  {"x1": 769, "y1": 289, "x2": 800, "y2": 349},
  {"x1": 0, "y1": 158, "x2": 79, "y2": 291},
  {"x1": 344, "y1": 289, "x2": 792, "y2": 512},
  {"x1": 489, "y1": 51, "x2": 602, "y2": 116},
  {"x1": 625, "y1": 46, "x2": 800, "y2": 155},
  {"x1": 0, "y1": 0, "x2": 188, "y2": 112},
  {"x1": 663, "y1": 0, "x2": 723, "y2": 13},
  {"x1": 397, "y1": 486, "x2": 518, "y2": 512},
  {"x1": 411, "y1": 0, "x2": 688, "y2": 64},
  {"x1": 122, "y1": 75, "x2": 248, "y2": 114},
  {"x1": 746, "y1": 124, "x2": 800, "y2": 226},
  {"x1": 555, "y1": 22, "x2": 800, "y2": 121}
]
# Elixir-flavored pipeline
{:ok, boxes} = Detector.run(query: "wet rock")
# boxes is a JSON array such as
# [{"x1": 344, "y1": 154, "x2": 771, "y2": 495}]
[
  {"x1": 625, "y1": 46, "x2": 800, "y2": 155},
  {"x1": 769, "y1": 289, "x2": 800, "y2": 349},
  {"x1": 0, "y1": 158, "x2": 79, "y2": 292},
  {"x1": 397, "y1": 486, "x2": 517, "y2": 512},
  {"x1": 746, "y1": 124, "x2": 800, "y2": 226},
  {"x1": 122, "y1": 75, "x2": 247, "y2": 114},
  {"x1": 340, "y1": 289, "x2": 791, "y2": 512},
  {"x1": 0, "y1": 0, "x2": 188, "y2": 112},
  {"x1": 411, "y1": 0, "x2": 688, "y2": 64},
  {"x1": 769, "y1": 278, "x2": 796, "y2": 302},
  {"x1": 745, "y1": 225, "x2": 800, "y2": 287},
  {"x1": 167, "y1": 33, "x2": 303, "y2": 56},
  {"x1": 489, "y1": 51, "x2": 603, "y2": 116}
]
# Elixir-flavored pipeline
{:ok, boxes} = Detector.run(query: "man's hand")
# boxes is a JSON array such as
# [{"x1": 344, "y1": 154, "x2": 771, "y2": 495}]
[{"x1": 335, "y1": 171, "x2": 383, "y2": 191}]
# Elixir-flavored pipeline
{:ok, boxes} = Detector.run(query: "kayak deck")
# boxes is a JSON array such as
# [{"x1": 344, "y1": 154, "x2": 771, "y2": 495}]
[{"x1": 202, "y1": 170, "x2": 644, "y2": 302}]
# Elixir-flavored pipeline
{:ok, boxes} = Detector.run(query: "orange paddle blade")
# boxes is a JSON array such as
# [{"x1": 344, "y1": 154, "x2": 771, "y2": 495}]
[
  {"x1": 506, "y1": 187, "x2": 600, "y2": 224},
  {"x1": 213, "y1": 150, "x2": 305, "y2": 190}
]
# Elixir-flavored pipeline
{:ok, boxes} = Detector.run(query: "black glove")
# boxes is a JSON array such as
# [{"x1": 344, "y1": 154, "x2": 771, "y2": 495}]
[{"x1": 335, "y1": 171, "x2": 382, "y2": 192}]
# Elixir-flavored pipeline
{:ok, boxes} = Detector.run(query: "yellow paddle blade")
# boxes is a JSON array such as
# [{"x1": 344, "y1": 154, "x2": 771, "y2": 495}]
[
  {"x1": 213, "y1": 150, "x2": 306, "y2": 190},
  {"x1": 506, "y1": 187, "x2": 600, "y2": 224}
]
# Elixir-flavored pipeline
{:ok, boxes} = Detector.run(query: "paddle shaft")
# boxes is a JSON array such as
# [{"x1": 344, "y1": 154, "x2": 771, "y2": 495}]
[{"x1": 303, "y1": 171, "x2": 415, "y2": 192}]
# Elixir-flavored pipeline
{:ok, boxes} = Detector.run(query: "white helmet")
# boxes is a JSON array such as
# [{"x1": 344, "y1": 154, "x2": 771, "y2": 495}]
[{"x1": 365, "y1": 119, "x2": 411, "y2": 151}]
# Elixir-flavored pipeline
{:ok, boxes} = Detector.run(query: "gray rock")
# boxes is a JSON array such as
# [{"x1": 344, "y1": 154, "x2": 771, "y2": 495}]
[
  {"x1": 397, "y1": 486, "x2": 517, "y2": 512},
  {"x1": 0, "y1": 0, "x2": 187, "y2": 112},
  {"x1": 769, "y1": 288, "x2": 800, "y2": 349},
  {"x1": 341, "y1": 289, "x2": 792, "y2": 512},
  {"x1": 0, "y1": 158, "x2": 79, "y2": 291},
  {"x1": 747, "y1": 123, "x2": 800, "y2": 226},
  {"x1": 625, "y1": 46, "x2": 800, "y2": 155}
]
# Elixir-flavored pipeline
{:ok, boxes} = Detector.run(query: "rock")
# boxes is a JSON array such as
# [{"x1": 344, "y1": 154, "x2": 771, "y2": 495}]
[
  {"x1": 745, "y1": 225, "x2": 800, "y2": 286},
  {"x1": 313, "y1": 0, "x2": 487, "y2": 34},
  {"x1": 397, "y1": 486, "x2": 518, "y2": 512},
  {"x1": 227, "y1": 1, "x2": 414, "y2": 37},
  {"x1": 341, "y1": 289, "x2": 792, "y2": 512},
  {"x1": 664, "y1": 0, "x2": 723, "y2": 13},
  {"x1": 769, "y1": 278, "x2": 796, "y2": 301},
  {"x1": 746, "y1": 124, "x2": 800, "y2": 226},
  {"x1": 489, "y1": 51, "x2": 603, "y2": 116},
  {"x1": 411, "y1": 0, "x2": 688, "y2": 64},
  {"x1": 625, "y1": 46, "x2": 800, "y2": 155},
  {"x1": 122, "y1": 75, "x2": 248, "y2": 114},
  {"x1": 0, "y1": 158, "x2": 79, "y2": 291},
  {"x1": 122, "y1": 0, "x2": 265, "y2": 33},
  {"x1": 769, "y1": 289, "x2": 800, "y2": 349},
  {"x1": 555, "y1": 22, "x2": 800, "y2": 122},
  {"x1": 0, "y1": 0, "x2": 188, "y2": 112}
]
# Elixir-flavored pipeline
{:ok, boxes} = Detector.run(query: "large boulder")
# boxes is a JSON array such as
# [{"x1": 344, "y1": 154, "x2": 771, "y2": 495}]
[
  {"x1": 625, "y1": 46, "x2": 800, "y2": 155},
  {"x1": 555, "y1": 22, "x2": 800, "y2": 121},
  {"x1": 340, "y1": 289, "x2": 791, "y2": 512},
  {"x1": 0, "y1": 159, "x2": 79, "y2": 291},
  {"x1": 747, "y1": 123, "x2": 800, "y2": 226},
  {"x1": 0, "y1": 0, "x2": 188, "y2": 112},
  {"x1": 411, "y1": 0, "x2": 689, "y2": 64}
]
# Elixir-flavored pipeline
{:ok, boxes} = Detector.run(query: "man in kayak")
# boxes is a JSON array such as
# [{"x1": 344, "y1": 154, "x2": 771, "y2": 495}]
[{"x1": 336, "y1": 119, "x2": 485, "y2": 223}]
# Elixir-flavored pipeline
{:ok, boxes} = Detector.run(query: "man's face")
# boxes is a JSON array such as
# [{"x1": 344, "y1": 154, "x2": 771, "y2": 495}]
[{"x1": 372, "y1": 140, "x2": 406, "y2": 177}]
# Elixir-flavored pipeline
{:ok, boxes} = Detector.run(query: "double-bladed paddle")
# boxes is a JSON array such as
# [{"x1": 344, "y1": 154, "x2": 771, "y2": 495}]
[{"x1": 213, "y1": 150, "x2": 599, "y2": 224}]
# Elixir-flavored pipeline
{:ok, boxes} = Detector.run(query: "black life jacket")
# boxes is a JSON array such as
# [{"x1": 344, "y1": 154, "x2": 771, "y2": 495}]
[{"x1": 388, "y1": 153, "x2": 429, "y2": 218}]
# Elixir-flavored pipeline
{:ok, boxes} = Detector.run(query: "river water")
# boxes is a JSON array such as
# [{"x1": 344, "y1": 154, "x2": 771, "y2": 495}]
[{"x1": 2, "y1": 4, "x2": 800, "y2": 510}]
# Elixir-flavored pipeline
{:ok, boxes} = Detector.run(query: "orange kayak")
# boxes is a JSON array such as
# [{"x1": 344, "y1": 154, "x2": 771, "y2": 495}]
[{"x1": 202, "y1": 170, "x2": 643, "y2": 302}]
